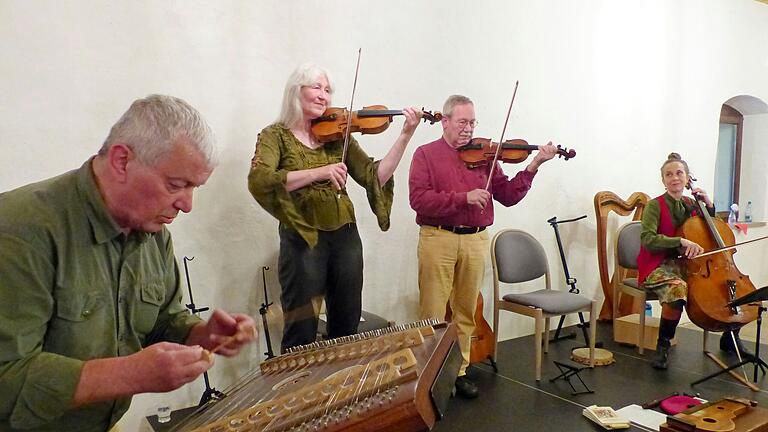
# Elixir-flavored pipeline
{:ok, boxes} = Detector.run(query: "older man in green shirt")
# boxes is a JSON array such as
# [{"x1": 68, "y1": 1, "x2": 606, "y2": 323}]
[{"x1": 0, "y1": 95, "x2": 256, "y2": 431}]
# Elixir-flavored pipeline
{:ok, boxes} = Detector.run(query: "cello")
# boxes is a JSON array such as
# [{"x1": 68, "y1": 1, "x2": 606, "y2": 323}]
[{"x1": 678, "y1": 179, "x2": 758, "y2": 332}]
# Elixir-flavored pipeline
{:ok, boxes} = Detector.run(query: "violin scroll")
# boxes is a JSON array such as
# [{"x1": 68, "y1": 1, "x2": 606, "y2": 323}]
[
  {"x1": 556, "y1": 145, "x2": 576, "y2": 161},
  {"x1": 421, "y1": 109, "x2": 443, "y2": 125}
]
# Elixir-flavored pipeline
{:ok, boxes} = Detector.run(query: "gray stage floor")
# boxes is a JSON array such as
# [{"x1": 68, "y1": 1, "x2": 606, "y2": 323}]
[{"x1": 433, "y1": 321, "x2": 768, "y2": 431}]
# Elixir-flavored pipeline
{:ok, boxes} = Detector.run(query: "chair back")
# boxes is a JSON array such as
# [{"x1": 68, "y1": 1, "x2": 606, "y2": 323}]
[
  {"x1": 491, "y1": 229, "x2": 549, "y2": 285},
  {"x1": 616, "y1": 221, "x2": 642, "y2": 270}
]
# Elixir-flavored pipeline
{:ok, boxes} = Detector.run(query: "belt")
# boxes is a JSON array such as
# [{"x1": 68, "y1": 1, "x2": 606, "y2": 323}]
[{"x1": 427, "y1": 225, "x2": 486, "y2": 235}]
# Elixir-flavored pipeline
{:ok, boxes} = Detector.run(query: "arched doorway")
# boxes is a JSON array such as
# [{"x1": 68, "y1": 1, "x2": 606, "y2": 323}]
[{"x1": 714, "y1": 95, "x2": 768, "y2": 221}]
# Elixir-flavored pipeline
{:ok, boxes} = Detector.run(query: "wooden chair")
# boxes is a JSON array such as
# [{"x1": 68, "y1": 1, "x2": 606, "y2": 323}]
[
  {"x1": 612, "y1": 221, "x2": 658, "y2": 353},
  {"x1": 594, "y1": 191, "x2": 650, "y2": 321},
  {"x1": 612, "y1": 220, "x2": 710, "y2": 353},
  {"x1": 491, "y1": 229, "x2": 597, "y2": 381}
]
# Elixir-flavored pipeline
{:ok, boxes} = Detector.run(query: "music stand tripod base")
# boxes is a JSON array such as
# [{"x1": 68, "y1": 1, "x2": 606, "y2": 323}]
[
  {"x1": 691, "y1": 286, "x2": 768, "y2": 391},
  {"x1": 550, "y1": 360, "x2": 594, "y2": 395}
]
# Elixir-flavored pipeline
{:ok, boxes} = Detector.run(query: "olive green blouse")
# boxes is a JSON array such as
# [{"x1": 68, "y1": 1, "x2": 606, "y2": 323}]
[
  {"x1": 640, "y1": 193, "x2": 714, "y2": 252},
  {"x1": 248, "y1": 124, "x2": 394, "y2": 247}
]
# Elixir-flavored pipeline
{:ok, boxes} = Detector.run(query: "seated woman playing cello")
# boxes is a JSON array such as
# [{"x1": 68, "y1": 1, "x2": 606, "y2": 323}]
[{"x1": 638, "y1": 152, "x2": 750, "y2": 369}]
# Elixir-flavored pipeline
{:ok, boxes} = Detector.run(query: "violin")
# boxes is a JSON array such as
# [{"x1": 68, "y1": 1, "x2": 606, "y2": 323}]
[
  {"x1": 311, "y1": 106, "x2": 442, "y2": 143},
  {"x1": 457, "y1": 137, "x2": 576, "y2": 169},
  {"x1": 678, "y1": 178, "x2": 757, "y2": 331}
]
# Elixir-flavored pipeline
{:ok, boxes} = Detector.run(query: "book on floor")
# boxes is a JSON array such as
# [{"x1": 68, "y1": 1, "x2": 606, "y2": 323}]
[{"x1": 582, "y1": 405, "x2": 631, "y2": 430}]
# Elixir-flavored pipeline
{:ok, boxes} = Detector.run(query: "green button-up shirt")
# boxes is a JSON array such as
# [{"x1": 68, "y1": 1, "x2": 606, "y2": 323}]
[
  {"x1": 247, "y1": 124, "x2": 394, "y2": 247},
  {"x1": 0, "y1": 159, "x2": 201, "y2": 431}
]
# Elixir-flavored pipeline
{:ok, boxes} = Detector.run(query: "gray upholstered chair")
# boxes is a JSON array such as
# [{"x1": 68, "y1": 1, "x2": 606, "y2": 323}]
[
  {"x1": 612, "y1": 221, "x2": 707, "y2": 354},
  {"x1": 491, "y1": 229, "x2": 597, "y2": 381},
  {"x1": 612, "y1": 221, "x2": 651, "y2": 353}
]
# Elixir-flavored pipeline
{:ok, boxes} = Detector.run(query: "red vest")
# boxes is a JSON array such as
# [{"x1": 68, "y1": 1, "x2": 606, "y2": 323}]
[{"x1": 637, "y1": 195, "x2": 677, "y2": 284}]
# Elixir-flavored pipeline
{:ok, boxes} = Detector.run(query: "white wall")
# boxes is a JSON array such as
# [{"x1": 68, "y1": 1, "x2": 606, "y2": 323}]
[
  {"x1": 741, "y1": 114, "x2": 768, "y2": 221},
  {"x1": 2, "y1": 1, "x2": 768, "y2": 430}
]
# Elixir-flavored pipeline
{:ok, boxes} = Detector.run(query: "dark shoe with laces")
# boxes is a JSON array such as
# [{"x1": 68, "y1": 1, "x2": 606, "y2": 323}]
[
  {"x1": 720, "y1": 330, "x2": 754, "y2": 358},
  {"x1": 652, "y1": 339, "x2": 671, "y2": 370},
  {"x1": 454, "y1": 375, "x2": 479, "y2": 399}
]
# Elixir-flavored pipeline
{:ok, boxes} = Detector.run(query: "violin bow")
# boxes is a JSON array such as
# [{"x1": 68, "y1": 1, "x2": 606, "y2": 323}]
[
  {"x1": 484, "y1": 80, "x2": 519, "y2": 192},
  {"x1": 682, "y1": 234, "x2": 768, "y2": 259},
  {"x1": 337, "y1": 48, "x2": 362, "y2": 199},
  {"x1": 340, "y1": 48, "x2": 361, "y2": 165}
]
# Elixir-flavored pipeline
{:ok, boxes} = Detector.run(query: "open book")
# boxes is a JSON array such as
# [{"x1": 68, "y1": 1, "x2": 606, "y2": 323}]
[{"x1": 582, "y1": 405, "x2": 631, "y2": 430}]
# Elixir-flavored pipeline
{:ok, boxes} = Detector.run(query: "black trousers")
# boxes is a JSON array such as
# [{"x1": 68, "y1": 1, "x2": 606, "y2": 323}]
[{"x1": 278, "y1": 223, "x2": 363, "y2": 352}]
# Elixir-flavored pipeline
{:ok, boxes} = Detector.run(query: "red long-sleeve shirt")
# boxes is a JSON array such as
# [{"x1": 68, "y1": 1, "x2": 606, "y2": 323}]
[{"x1": 408, "y1": 137, "x2": 536, "y2": 227}]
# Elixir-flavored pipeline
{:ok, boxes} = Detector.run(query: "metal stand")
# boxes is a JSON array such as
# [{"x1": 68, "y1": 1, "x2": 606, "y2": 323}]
[
  {"x1": 691, "y1": 286, "x2": 768, "y2": 390},
  {"x1": 550, "y1": 360, "x2": 593, "y2": 395},
  {"x1": 182, "y1": 256, "x2": 226, "y2": 406},
  {"x1": 750, "y1": 305, "x2": 768, "y2": 382},
  {"x1": 259, "y1": 266, "x2": 276, "y2": 360},
  {"x1": 547, "y1": 215, "x2": 599, "y2": 348},
  {"x1": 691, "y1": 306, "x2": 768, "y2": 389}
]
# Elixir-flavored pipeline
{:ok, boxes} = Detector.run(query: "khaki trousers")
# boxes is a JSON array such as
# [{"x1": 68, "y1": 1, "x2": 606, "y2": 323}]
[{"x1": 417, "y1": 225, "x2": 489, "y2": 375}]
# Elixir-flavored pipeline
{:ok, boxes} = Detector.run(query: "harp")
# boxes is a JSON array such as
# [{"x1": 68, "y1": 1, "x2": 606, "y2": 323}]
[{"x1": 169, "y1": 319, "x2": 461, "y2": 432}]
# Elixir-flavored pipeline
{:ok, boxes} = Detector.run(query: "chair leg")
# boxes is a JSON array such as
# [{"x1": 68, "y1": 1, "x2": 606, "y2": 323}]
[
  {"x1": 543, "y1": 317, "x2": 550, "y2": 354},
  {"x1": 638, "y1": 299, "x2": 646, "y2": 355},
  {"x1": 703, "y1": 330, "x2": 709, "y2": 352},
  {"x1": 612, "y1": 283, "x2": 620, "y2": 343},
  {"x1": 589, "y1": 301, "x2": 597, "y2": 367},
  {"x1": 493, "y1": 301, "x2": 500, "y2": 364},
  {"x1": 534, "y1": 312, "x2": 543, "y2": 381}
]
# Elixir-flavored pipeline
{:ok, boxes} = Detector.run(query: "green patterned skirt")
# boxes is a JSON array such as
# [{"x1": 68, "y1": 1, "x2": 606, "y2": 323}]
[{"x1": 643, "y1": 260, "x2": 688, "y2": 304}]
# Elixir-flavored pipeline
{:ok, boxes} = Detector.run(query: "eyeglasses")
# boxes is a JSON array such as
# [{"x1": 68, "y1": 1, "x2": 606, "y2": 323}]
[{"x1": 451, "y1": 118, "x2": 478, "y2": 129}]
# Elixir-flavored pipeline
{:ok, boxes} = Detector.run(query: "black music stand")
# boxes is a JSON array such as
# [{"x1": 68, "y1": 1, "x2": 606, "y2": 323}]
[
  {"x1": 259, "y1": 266, "x2": 276, "y2": 360},
  {"x1": 691, "y1": 286, "x2": 768, "y2": 387},
  {"x1": 550, "y1": 360, "x2": 593, "y2": 395},
  {"x1": 182, "y1": 257, "x2": 226, "y2": 405},
  {"x1": 547, "y1": 215, "x2": 599, "y2": 348}
]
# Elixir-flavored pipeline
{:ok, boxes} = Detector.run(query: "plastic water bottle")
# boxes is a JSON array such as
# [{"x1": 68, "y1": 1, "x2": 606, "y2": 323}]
[
  {"x1": 157, "y1": 405, "x2": 171, "y2": 423},
  {"x1": 728, "y1": 203, "x2": 738, "y2": 227},
  {"x1": 645, "y1": 302, "x2": 652, "y2": 317},
  {"x1": 745, "y1": 201, "x2": 753, "y2": 223}
]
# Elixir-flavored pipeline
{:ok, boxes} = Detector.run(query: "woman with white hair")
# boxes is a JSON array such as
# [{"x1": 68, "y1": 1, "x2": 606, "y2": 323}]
[{"x1": 248, "y1": 63, "x2": 421, "y2": 351}]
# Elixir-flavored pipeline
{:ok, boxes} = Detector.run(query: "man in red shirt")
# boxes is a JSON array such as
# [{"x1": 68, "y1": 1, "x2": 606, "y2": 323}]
[{"x1": 409, "y1": 95, "x2": 557, "y2": 398}]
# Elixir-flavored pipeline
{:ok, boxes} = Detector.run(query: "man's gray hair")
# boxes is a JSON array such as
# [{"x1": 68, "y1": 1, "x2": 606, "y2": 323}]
[
  {"x1": 99, "y1": 94, "x2": 218, "y2": 167},
  {"x1": 277, "y1": 63, "x2": 334, "y2": 129},
  {"x1": 443, "y1": 95, "x2": 474, "y2": 117}
]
